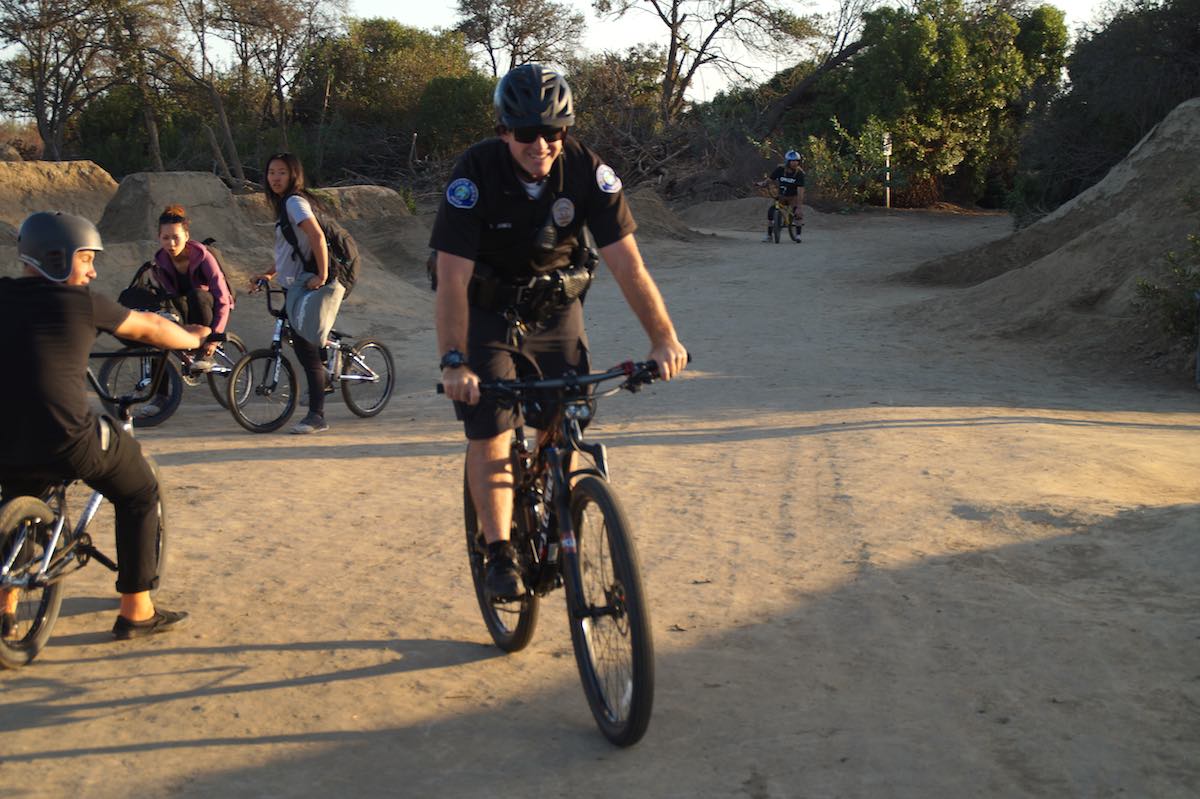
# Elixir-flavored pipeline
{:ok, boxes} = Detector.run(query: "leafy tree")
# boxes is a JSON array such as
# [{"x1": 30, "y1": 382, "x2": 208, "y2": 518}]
[
  {"x1": 293, "y1": 19, "x2": 474, "y2": 127},
  {"x1": 0, "y1": 0, "x2": 119, "y2": 160},
  {"x1": 594, "y1": 0, "x2": 821, "y2": 124},
  {"x1": 1015, "y1": 0, "x2": 1200, "y2": 217},
  {"x1": 410, "y1": 72, "x2": 496, "y2": 157},
  {"x1": 457, "y1": 0, "x2": 586, "y2": 76}
]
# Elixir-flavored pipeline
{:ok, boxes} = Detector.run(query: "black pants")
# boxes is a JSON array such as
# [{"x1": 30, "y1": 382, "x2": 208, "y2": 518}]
[
  {"x1": 292, "y1": 335, "x2": 329, "y2": 416},
  {"x1": 168, "y1": 289, "x2": 214, "y2": 327},
  {"x1": 0, "y1": 419, "x2": 161, "y2": 594}
]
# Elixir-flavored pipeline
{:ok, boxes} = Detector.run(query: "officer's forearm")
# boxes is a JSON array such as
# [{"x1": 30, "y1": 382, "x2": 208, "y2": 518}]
[{"x1": 435, "y1": 251, "x2": 474, "y2": 355}]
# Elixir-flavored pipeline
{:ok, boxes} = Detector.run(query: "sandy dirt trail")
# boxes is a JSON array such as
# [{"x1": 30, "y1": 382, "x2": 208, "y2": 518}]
[{"x1": 1, "y1": 209, "x2": 1197, "y2": 798}]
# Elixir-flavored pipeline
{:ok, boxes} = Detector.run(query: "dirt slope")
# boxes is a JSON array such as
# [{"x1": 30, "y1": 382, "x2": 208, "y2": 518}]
[
  {"x1": 901, "y1": 97, "x2": 1200, "y2": 370},
  {"x1": 0, "y1": 161, "x2": 117, "y2": 228}
]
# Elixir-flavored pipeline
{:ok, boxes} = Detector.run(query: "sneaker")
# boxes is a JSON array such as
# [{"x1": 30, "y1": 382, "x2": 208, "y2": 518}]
[
  {"x1": 112, "y1": 608, "x2": 188, "y2": 640},
  {"x1": 135, "y1": 403, "x2": 162, "y2": 419},
  {"x1": 290, "y1": 412, "x2": 329, "y2": 434},
  {"x1": 484, "y1": 542, "x2": 522, "y2": 601},
  {"x1": 762, "y1": 234, "x2": 773, "y2": 242},
  {"x1": 1, "y1": 611, "x2": 17, "y2": 641},
  {"x1": 188, "y1": 358, "x2": 214, "y2": 374}
]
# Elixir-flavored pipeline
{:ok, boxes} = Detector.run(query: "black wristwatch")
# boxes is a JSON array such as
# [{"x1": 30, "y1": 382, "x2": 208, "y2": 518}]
[{"x1": 439, "y1": 349, "x2": 467, "y2": 370}]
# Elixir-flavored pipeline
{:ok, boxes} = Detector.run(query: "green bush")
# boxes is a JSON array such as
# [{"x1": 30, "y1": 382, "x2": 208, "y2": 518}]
[{"x1": 1135, "y1": 234, "x2": 1200, "y2": 341}]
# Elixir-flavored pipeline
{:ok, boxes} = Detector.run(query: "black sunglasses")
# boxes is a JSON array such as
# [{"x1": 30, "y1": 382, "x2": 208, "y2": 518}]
[{"x1": 511, "y1": 126, "x2": 568, "y2": 144}]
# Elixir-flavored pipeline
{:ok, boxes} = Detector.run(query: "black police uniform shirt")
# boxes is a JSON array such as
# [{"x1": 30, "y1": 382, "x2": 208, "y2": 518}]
[
  {"x1": 770, "y1": 165, "x2": 806, "y2": 197},
  {"x1": 0, "y1": 277, "x2": 130, "y2": 465},
  {"x1": 429, "y1": 137, "x2": 637, "y2": 282}
]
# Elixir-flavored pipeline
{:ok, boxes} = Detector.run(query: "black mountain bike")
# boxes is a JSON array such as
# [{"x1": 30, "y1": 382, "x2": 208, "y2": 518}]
[
  {"x1": 447, "y1": 358, "x2": 677, "y2": 746},
  {"x1": 226, "y1": 282, "x2": 395, "y2": 433},
  {"x1": 0, "y1": 351, "x2": 168, "y2": 669},
  {"x1": 98, "y1": 331, "x2": 247, "y2": 427}
]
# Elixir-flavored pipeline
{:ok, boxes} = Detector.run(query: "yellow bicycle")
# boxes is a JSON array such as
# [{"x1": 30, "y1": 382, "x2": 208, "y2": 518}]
[{"x1": 770, "y1": 197, "x2": 803, "y2": 243}]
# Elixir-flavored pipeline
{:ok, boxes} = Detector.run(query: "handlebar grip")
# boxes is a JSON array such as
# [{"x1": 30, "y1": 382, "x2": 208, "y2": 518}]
[{"x1": 436, "y1": 383, "x2": 444, "y2": 394}]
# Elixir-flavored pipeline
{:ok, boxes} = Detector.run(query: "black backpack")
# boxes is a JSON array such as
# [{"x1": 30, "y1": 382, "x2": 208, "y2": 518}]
[
  {"x1": 199, "y1": 237, "x2": 238, "y2": 304},
  {"x1": 277, "y1": 199, "x2": 360, "y2": 297}
]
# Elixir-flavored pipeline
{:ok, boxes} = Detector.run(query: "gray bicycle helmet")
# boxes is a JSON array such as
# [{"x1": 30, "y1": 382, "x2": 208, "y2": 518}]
[
  {"x1": 494, "y1": 64, "x2": 575, "y2": 128},
  {"x1": 17, "y1": 211, "x2": 104, "y2": 282}
]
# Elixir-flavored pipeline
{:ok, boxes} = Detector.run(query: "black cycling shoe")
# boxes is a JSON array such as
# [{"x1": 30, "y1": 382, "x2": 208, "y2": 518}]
[
  {"x1": 484, "y1": 542, "x2": 522, "y2": 601},
  {"x1": 112, "y1": 608, "x2": 189, "y2": 640}
]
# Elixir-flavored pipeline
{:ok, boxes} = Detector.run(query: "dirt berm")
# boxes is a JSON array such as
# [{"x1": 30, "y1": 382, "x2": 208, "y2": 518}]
[
  {"x1": 900, "y1": 97, "x2": 1200, "y2": 369},
  {"x1": 0, "y1": 161, "x2": 118, "y2": 234}
]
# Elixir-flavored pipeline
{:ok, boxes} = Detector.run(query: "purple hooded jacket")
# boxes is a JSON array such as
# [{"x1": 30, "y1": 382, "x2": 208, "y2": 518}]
[{"x1": 151, "y1": 239, "x2": 234, "y2": 333}]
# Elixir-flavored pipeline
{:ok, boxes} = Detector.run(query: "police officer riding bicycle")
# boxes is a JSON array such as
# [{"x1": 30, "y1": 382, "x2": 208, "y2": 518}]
[
  {"x1": 0, "y1": 212, "x2": 208, "y2": 640},
  {"x1": 756, "y1": 149, "x2": 806, "y2": 242},
  {"x1": 432, "y1": 64, "x2": 688, "y2": 601}
]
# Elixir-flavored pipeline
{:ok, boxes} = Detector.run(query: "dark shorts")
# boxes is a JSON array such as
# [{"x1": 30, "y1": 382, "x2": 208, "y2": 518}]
[{"x1": 456, "y1": 301, "x2": 590, "y2": 440}]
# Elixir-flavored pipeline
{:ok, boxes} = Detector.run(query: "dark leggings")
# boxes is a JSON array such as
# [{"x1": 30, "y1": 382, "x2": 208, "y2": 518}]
[
  {"x1": 169, "y1": 289, "x2": 214, "y2": 327},
  {"x1": 1, "y1": 420, "x2": 161, "y2": 594},
  {"x1": 292, "y1": 335, "x2": 328, "y2": 416}
]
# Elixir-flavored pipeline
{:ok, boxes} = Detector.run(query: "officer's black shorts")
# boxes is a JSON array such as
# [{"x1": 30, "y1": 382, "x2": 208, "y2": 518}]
[{"x1": 455, "y1": 301, "x2": 590, "y2": 440}]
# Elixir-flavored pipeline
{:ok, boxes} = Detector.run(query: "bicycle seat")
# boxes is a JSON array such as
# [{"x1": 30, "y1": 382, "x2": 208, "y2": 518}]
[{"x1": 329, "y1": 328, "x2": 351, "y2": 341}]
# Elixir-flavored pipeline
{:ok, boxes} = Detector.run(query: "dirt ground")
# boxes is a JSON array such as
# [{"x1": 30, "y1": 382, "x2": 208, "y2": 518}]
[{"x1": 1, "y1": 199, "x2": 1197, "y2": 798}]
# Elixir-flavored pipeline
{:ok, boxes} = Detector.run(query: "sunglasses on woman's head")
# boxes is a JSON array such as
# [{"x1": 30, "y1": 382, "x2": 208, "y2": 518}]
[{"x1": 511, "y1": 126, "x2": 568, "y2": 144}]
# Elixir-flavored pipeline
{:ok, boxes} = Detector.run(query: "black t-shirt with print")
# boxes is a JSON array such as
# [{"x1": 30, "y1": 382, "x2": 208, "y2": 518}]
[
  {"x1": 0, "y1": 277, "x2": 130, "y2": 464},
  {"x1": 770, "y1": 165, "x2": 806, "y2": 197},
  {"x1": 429, "y1": 137, "x2": 637, "y2": 282}
]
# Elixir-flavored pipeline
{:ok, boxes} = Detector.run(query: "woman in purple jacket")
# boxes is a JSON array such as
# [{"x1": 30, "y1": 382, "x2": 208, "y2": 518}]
[{"x1": 139, "y1": 205, "x2": 235, "y2": 416}]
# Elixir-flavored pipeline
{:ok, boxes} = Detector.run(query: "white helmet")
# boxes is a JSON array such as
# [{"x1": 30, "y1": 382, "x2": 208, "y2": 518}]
[{"x1": 784, "y1": 149, "x2": 800, "y2": 162}]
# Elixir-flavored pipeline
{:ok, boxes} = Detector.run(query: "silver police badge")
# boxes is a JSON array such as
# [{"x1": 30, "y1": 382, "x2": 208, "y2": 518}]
[
  {"x1": 552, "y1": 197, "x2": 575, "y2": 227},
  {"x1": 596, "y1": 164, "x2": 622, "y2": 193}
]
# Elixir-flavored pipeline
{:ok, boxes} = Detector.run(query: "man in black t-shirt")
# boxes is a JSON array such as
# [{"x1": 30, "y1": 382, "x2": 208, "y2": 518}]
[
  {"x1": 0, "y1": 212, "x2": 209, "y2": 642},
  {"x1": 756, "y1": 149, "x2": 806, "y2": 242},
  {"x1": 431, "y1": 64, "x2": 689, "y2": 600}
]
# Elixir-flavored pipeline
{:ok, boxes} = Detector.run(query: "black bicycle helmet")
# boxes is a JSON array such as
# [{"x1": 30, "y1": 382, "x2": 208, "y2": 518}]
[
  {"x1": 494, "y1": 64, "x2": 575, "y2": 128},
  {"x1": 17, "y1": 211, "x2": 104, "y2": 282}
]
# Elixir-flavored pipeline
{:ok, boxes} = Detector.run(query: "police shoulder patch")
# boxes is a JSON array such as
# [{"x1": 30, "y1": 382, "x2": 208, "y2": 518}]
[
  {"x1": 446, "y1": 178, "x2": 479, "y2": 209},
  {"x1": 596, "y1": 164, "x2": 623, "y2": 194}
]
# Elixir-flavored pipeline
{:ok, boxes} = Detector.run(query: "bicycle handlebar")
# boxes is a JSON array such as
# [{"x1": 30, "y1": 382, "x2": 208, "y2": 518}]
[{"x1": 435, "y1": 353, "x2": 690, "y2": 398}]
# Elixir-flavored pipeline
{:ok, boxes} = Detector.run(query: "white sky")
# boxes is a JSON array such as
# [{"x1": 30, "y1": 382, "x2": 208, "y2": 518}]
[{"x1": 349, "y1": 1, "x2": 1116, "y2": 100}]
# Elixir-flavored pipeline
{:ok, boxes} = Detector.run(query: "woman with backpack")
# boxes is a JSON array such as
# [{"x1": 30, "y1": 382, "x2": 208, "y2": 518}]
[
  {"x1": 139, "y1": 204, "x2": 235, "y2": 418},
  {"x1": 251, "y1": 152, "x2": 346, "y2": 435}
]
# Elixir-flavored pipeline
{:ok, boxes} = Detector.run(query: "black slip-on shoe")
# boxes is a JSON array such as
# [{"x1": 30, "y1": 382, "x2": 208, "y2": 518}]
[{"x1": 112, "y1": 609, "x2": 189, "y2": 640}]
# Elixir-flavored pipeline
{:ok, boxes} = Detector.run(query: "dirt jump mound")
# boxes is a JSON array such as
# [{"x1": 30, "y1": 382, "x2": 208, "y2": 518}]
[
  {"x1": 99, "y1": 172, "x2": 271, "y2": 248},
  {"x1": 904, "y1": 97, "x2": 1200, "y2": 369},
  {"x1": 0, "y1": 161, "x2": 118, "y2": 228},
  {"x1": 625, "y1": 187, "x2": 702, "y2": 240}
]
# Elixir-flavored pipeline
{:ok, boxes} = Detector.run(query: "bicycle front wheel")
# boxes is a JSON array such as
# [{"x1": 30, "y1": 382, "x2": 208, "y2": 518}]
[
  {"x1": 464, "y1": 464, "x2": 538, "y2": 652},
  {"x1": 98, "y1": 349, "x2": 183, "y2": 427},
  {"x1": 206, "y1": 332, "x2": 248, "y2": 409},
  {"x1": 0, "y1": 496, "x2": 64, "y2": 670},
  {"x1": 227, "y1": 349, "x2": 298, "y2": 433},
  {"x1": 771, "y1": 207, "x2": 782, "y2": 243},
  {"x1": 341, "y1": 338, "x2": 395, "y2": 418},
  {"x1": 565, "y1": 476, "x2": 654, "y2": 746}
]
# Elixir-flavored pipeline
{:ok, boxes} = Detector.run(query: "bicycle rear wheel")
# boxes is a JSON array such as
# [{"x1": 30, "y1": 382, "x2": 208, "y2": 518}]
[
  {"x1": 565, "y1": 476, "x2": 654, "y2": 746},
  {"x1": 788, "y1": 217, "x2": 802, "y2": 242},
  {"x1": 341, "y1": 338, "x2": 395, "y2": 418},
  {"x1": 464, "y1": 463, "x2": 538, "y2": 652},
  {"x1": 227, "y1": 349, "x2": 298, "y2": 433},
  {"x1": 98, "y1": 349, "x2": 183, "y2": 427},
  {"x1": 0, "y1": 497, "x2": 64, "y2": 670},
  {"x1": 206, "y1": 332, "x2": 248, "y2": 409}
]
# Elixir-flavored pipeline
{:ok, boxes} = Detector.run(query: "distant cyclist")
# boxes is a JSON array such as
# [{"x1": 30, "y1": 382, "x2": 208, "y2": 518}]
[
  {"x1": 0, "y1": 212, "x2": 208, "y2": 641},
  {"x1": 756, "y1": 149, "x2": 806, "y2": 242}
]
